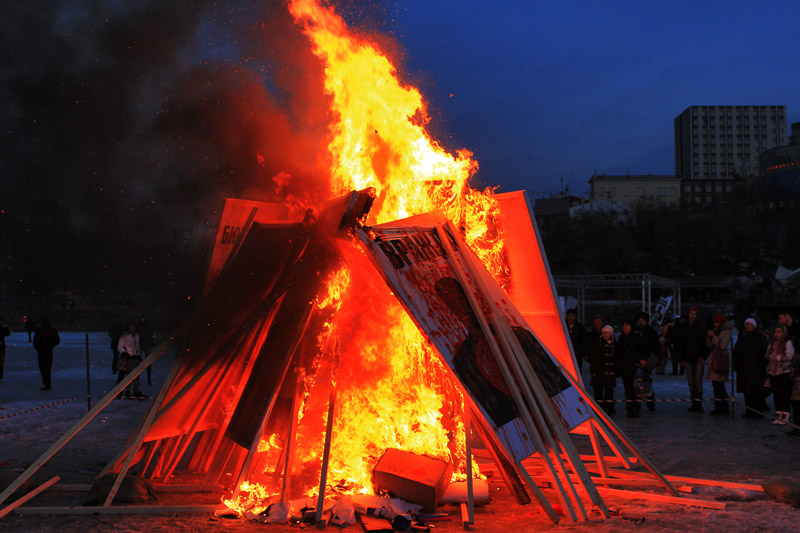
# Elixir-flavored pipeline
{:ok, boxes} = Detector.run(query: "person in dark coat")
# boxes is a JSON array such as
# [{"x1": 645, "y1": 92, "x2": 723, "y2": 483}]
[
  {"x1": 635, "y1": 312, "x2": 658, "y2": 411},
  {"x1": 565, "y1": 309, "x2": 588, "y2": 374},
  {"x1": 0, "y1": 319, "x2": 10, "y2": 381},
  {"x1": 678, "y1": 307, "x2": 708, "y2": 412},
  {"x1": 33, "y1": 316, "x2": 60, "y2": 390},
  {"x1": 616, "y1": 319, "x2": 644, "y2": 417},
  {"x1": 589, "y1": 324, "x2": 617, "y2": 415},
  {"x1": 733, "y1": 318, "x2": 770, "y2": 418}
]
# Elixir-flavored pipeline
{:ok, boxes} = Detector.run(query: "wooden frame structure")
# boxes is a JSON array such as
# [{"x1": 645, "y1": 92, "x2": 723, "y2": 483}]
[{"x1": 0, "y1": 191, "x2": 728, "y2": 525}]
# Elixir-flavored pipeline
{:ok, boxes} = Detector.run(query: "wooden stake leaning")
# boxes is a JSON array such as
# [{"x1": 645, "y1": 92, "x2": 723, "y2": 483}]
[
  {"x1": 0, "y1": 341, "x2": 172, "y2": 508},
  {"x1": 587, "y1": 422, "x2": 609, "y2": 478},
  {"x1": 104, "y1": 356, "x2": 184, "y2": 506},
  {"x1": 464, "y1": 399, "x2": 474, "y2": 525},
  {"x1": 0, "y1": 476, "x2": 60, "y2": 519},
  {"x1": 435, "y1": 225, "x2": 577, "y2": 522},
  {"x1": 442, "y1": 221, "x2": 606, "y2": 520},
  {"x1": 558, "y1": 366, "x2": 679, "y2": 496}
]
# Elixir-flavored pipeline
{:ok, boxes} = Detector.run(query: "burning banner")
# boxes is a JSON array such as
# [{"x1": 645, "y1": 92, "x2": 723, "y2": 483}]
[{"x1": 356, "y1": 215, "x2": 591, "y2": 462}]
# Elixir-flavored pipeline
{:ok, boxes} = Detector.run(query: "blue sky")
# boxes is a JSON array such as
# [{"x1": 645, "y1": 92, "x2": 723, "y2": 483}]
[{"x1": 374, "y1": 1, "x2": 800, "y2": 197}]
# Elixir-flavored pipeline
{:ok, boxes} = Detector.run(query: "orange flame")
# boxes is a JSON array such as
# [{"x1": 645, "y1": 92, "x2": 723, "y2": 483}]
[{"x1": 226, "y1": 0, "x2": 503, "y2": 512}]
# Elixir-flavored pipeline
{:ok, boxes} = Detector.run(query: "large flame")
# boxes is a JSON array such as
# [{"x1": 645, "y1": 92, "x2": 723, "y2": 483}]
[{"x1": 226, "y1": 0, "x2": 508, "y2": 512}]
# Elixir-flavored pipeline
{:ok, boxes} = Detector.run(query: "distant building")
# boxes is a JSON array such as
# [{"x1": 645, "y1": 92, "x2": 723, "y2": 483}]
[
  {"x1": 533, "y1": 195, "x2": 586, "y2": 229},
  {"x1": 759, "y1": 122, "x2": 800, "y2": 206},
  {"x1": 674, "y1": 105, "x2": 787, "y2": 206},
  {"x1": 588, "y1": 173, "x2": 680, "y2": 208}
]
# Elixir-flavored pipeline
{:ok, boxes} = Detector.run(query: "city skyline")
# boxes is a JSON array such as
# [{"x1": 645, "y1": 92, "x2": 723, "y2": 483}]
[{"x1": 383, "y1": 1, "x2": 800, "y2": 197}]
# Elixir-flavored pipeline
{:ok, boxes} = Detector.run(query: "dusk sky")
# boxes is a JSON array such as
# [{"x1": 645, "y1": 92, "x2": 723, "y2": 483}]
[
  {"x1": 4, "y1": 0, "x2": 800, "y2": 237},
  {"x1": 380, "y1": 1, "x2": 800, "y2": 196}
]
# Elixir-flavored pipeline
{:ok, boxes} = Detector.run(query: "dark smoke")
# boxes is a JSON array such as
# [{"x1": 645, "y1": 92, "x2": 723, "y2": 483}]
[{"x1": 1, "y1": 0, "x2": 389, "y2": 316}]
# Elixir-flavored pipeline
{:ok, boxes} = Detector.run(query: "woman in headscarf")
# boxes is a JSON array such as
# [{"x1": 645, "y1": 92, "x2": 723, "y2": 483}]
[
  {"x1": 705, "y1": 313, "x2": 733, "y2": 415},
  {"x1": 766, "y1": 324, "x2": 795, "y2": 425},
  {"x1": 589, "y1": 324, "x2": 618, "y2": 415}
]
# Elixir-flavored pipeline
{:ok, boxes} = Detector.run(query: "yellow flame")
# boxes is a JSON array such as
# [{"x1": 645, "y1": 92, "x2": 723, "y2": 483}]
[{"x1": 226, "y1": 0, "x2": 505, "y2": 512}]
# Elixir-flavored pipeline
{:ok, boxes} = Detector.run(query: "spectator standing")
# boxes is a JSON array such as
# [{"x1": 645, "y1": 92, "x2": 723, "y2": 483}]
[
  {"x1": 669, "y1": 315, "x2": 686, "y2": 375},
  {"x1": 33, "y1": 316, "x2": 60, "y2": 390},
  {"x1": 635, "y1": 312, "x2": 658, "y2": 411},
  {"x1": 23, "y1": 315, "x2": 35, "y2": 342},
  {"x1": 565, "y1": 309, "x2": 588, "y2": 374},
  {"x1": 679, "y1": 307, "x2": 708, "y2": 412},
  {"x1": 117, "y1": 319, "x2": 144, "y2": 398},
  {"x1": 733, "y1": 318, "x2": 770, "y2": 417},
  {"x1": 766, "y1": 324, "x2": 794, "y2": 425},
  {"x1": 705, "y1": 313, "x2": 732, "y2": 415},
  {"x1": 0, "y1": 320, "x2": 10, "y2": 381},
  {"x1": 616, "y1": 319, "x2": 643, "y2": 418},
  {"x1": 589, "y1": 324, "x2": 617, "y2": 415}
]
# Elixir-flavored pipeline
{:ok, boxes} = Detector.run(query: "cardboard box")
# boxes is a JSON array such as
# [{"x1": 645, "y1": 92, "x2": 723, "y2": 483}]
[{"x1": 372, "y1": 449, "x2": 452, "y2": 511}]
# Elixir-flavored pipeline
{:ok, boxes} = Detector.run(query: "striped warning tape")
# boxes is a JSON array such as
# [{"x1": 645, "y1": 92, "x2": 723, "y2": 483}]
[
  {"x1": 0, "y1": 395, "x2": 93, "y2": 422},
  {"x1": 595, "y1": 398, "x2": 729, "y2": 403}
]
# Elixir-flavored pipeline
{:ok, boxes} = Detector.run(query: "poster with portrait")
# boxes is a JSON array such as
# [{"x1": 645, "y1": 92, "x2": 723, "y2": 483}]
[{"x1": 356, "y1": 214, "x2": 591, "y2": 462}]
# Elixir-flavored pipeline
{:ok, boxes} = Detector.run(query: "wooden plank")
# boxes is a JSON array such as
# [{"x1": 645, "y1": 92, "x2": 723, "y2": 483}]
[
  {"x1": 0, "y1": 342, "x2": 171, "y2": 508},
  {"x1": 0, "y1": 476, "x2": 60, "y2": 519},
  {"x1": 315, "y1": 388, "x2": 337, "y2": 524},
  {"x1": 559, "y1": 365, "x2": 678, "y2": 496},
  {"x1": 104, "y1": 357, "x2": 183, "y2": 506},
  {"x1": 442, "y1": 222, "x2": 598, "y2": 520},
  {"x1": 460, "y1": 502, "x2": 470, "y2": 529},
  {"x1": 436, "y1": 224, "x2": 571, "y2": 523},
  {"x1": 279, "y1": 369, "x2": 303, "y2": 501},
  {"x1": 588, "y1": 418, "x2": 632, "y2": 469},
  {"x1": 602, "y1": 468, "x2": 764, "y2": 492},
  {"x1": 14, "y1": 505, "x2": 223, "y2": 515},
  {"x1": 597, "y1": 487, "x2": 726, "y2": 510},
  {"x1": 587, "y1": 422, "x2": 608, "y2": 478},
  {"x1": 464, "y1": 404, "x2": 474, "y2": 525}
]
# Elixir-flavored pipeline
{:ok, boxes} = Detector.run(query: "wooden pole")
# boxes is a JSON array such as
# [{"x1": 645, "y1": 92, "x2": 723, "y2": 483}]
[
  {"x1": 587, "y1": 422, "x2": 608, "y2": 478},
  {"x1": 0, "y1": 341, "x2": 171, "y2": 508},
  {"x1": 442, "y1": 221, "x2": 603, "y2": 519},
  {"x1": 559, "y1": 365, "x2": 679, "y2": 496},
  {"x1": 588, "y1": 418, "x2": 631, "y2": 469},
  {"x1": 85, "y1": 333, "x2": 91, "y2": 411},
  {"x1": 103, "y1": 356, "x2": 183, "y2": 506},
  {"x1": 279, "y1": 369, "x2": 304, "y2": 501},
  {"x1": 315, "y1": 387, "x2": 337, "y2": 526},
  {"x1": 0, "y1": 476, "x2": 60, "y2": 519},
  {"x1": 435, "y1": 224, "x2": 577, "y2": 522},
  {"x1": 465, "y1": 400, "x2": 474, "y2": 525}
]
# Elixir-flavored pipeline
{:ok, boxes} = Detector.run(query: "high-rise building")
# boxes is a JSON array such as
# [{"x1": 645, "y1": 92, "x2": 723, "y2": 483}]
[{"x1": 674, "y1": 105, "x2": 787, "y2": 206}]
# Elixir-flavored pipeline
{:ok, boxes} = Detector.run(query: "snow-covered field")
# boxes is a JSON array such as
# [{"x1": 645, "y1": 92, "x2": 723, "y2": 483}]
[{"x1": 1, "y1": 332, "x2": 799, "y2": 531}]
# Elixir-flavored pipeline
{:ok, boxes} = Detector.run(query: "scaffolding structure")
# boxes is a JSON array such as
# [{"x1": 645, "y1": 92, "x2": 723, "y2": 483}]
[{"x1": 554, "y1": 273, "x2": 681, "y2": 324}]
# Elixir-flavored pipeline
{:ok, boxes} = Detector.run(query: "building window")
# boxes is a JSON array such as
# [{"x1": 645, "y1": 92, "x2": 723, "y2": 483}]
[
  {"x1": 705, "y1": 184, "x2": 712, "y2": 192},
  {"x1": 658, "y1": 187, "x2": 666, "y2": 196},
  {"x1": 636, "y1": 187, "x2": 644, "y2": 197},
  {"x1": 715, "y1": 184, "x2": 722, "y2": 192},
  {"x1": 725, "y1": 183, "x2": 732, "y2": 192},
  {"x1": 668, "y1": 187, "x2": 676, "y2": 197}
]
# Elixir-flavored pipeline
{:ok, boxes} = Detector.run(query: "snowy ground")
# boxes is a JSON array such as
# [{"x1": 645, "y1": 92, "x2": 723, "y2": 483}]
[{"x1": 1, "y1": 332, "x2": 800, "y2": 531}]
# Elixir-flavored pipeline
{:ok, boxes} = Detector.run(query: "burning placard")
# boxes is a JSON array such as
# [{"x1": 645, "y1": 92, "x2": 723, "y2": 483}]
[{"x1": 357, "y1": 214, "x2": 591, "y2": 462}]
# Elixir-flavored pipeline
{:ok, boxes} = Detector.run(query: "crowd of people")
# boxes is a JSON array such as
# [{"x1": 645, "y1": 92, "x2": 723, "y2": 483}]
[{"x1": 566, "y1": 308, "x2": 800, "y2": 437}]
